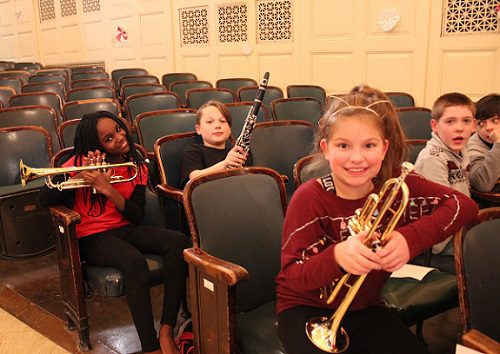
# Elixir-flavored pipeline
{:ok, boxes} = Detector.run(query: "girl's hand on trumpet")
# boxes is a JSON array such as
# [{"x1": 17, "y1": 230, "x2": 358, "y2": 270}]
[
  {"x1": 84, "y1": 150, "x2": 106, "y2": 166},
  {"x1": 376, "y1": 231, "x2": 410, "y2": 272},
  {"x1": 70, "y1": 150, "x2": 107, "y2": 180},
  {"x1": 333, "y1": 231, "x2": 383, "y2": 275},
  {"x1": 80, "y1": 149, "x2": 126, "y2": 210}
]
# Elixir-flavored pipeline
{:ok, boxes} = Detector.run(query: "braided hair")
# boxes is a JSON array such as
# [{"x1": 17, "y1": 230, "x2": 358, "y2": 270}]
[{"x1": 72, "y1": 111, "x2": 145, "y2": 216}]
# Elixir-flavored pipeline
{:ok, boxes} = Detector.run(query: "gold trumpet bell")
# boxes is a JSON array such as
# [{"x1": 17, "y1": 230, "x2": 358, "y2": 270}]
[
  {"x1": 306, "y1": 317, "x2": 349, "y2": 353},
  {"x1": 19, "y1": 159, "x2": 32, "y2": 189}
]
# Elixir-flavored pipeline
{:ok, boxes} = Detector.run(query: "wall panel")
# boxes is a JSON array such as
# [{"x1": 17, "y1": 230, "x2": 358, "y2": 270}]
[
  {"x1": 18, "y1": 31, "x2": 36, "y2": 57},
  {"x1": 425, "y1": 1, "x2": 500, "y2": 105},
  {"x1": 366, "y1": 0, "x2": 416, "y2": 37},
  {"x1": 142, "y1": 56, "x2": 168, "y2": 75},
  {"x1": 0, "y1": 0, "x2": 497, "y2": 104},
  {"x1": 183, "y1": 55, "x2": 211, "y2": 81},
  {"x1": 62, "y1": 25, "x2": 79, "y2": 53},
  {"x1": 311, "y1": 53, "x2": 354, "y2": 94},
  {"x1": 1, "y1": 33, "x2": 17, "y2": 59},
  {"x1": 0, "y1": 1, "x2": 13, "y2": 28},
  {"x1": 440, "y1": 51, "x2": 495, "y2": 100},
  {"x1": 366, "y1": 52, "x2": 414, "y2": 92},
  {"x1": 218, "y1": 55, "x2": 250, "y2": 78},
  {"x1": 311, "y1": 0, "x2": 354, "y2": 39},
  {"x1": 40, "y1": 27, "x2": 60, "y2": 56},
  {"x1": 83, "y1": 21, "x2": 105, "y2": 52},
  {"x1": 258, "y1": 54, "x2": 293, "y2": 90},
  {"x1": 139, "y1": 12, "x2": 164, "y2": 46}
]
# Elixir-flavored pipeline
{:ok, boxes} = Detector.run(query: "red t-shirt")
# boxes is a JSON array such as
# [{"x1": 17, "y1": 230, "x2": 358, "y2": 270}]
[{"x1": 63, "y1": 156, "x2": 148, "y2": 238}]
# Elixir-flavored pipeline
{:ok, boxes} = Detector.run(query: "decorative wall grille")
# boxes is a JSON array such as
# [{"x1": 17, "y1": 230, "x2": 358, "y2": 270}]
[
  {"x1": 179, "y1": 6, "x2": 209, "y2": 46},
  {"x1": 39, "y1": 0, "x2": 56, "y2": 22},
  {"x1": 218, "y1": 4, "x2": 248, "y2": 43},
  {"x1": 442, "y1": 0, "x2": 499, "y2": 35},
  {"x1": 82, "y1": 0, "x2": 100, "y2": 13},
  {"x1": 60, "y1": 0, "x2": 77, "y2": 17},
  {"x1": 256, "y1": 0, "x2": 293, "y2": 42}
]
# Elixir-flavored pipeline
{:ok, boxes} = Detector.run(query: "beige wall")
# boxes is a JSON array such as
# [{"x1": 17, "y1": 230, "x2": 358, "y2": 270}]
[{"x1": 1, "y1": 0, "x2": 499, "y2": 106}]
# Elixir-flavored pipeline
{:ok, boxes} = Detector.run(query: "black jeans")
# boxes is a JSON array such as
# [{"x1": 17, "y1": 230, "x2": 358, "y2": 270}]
[
  {"x1": 278, "y1": 305, "x2": 430, "y2": 354},
  {"x1": 78, "y1": 225, "x2": 189, "y2": 352}
]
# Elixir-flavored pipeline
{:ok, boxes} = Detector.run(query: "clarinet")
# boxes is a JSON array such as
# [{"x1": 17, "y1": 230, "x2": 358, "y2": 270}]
[{"x1": 235, "y1": 72, "x2": 270, "y2": 154}]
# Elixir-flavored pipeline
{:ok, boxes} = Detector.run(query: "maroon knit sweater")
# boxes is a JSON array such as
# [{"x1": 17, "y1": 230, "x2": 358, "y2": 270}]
[{"x1": 276, "y1": 171, "x2": 478, "y2": 314}]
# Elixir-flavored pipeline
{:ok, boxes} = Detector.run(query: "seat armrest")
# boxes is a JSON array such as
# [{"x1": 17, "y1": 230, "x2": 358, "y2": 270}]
[
  {"x1": 157, "y1": 183, "x2": 183, "y2": 202},
  {"x1": 462, "y1": 329, "x2": 500, "y2": 353},
  {"x1": 50, "y1": 205, "x2": 81, "y2": 226},
  {"x1": 183, "y1": 248, "x2": 249, "y2": 286}
]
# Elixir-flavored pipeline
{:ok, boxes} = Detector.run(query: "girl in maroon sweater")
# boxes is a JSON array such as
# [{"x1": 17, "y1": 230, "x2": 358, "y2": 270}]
[{"x1": 276, "y1": 85, "x2": 478, "y2": 354}]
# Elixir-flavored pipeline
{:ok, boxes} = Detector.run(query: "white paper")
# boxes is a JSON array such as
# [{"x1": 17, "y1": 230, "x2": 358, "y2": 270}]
[
  {"x1": 455, "y1": 343, "x2": 485, "y2": 354},
  {"x1": 390, "y1": 263, "x2": 436, "y2": 281}
]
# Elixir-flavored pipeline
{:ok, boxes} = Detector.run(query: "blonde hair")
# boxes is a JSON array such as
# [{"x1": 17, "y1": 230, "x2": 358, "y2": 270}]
[{"x1": 317, "y1": 85, "x2": 407, "y2": 185}]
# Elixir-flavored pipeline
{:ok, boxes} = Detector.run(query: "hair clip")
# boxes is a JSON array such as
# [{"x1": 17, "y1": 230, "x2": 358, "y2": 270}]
[{"x1": 327, "y1": 95, "x2": 391, "y2": 118}]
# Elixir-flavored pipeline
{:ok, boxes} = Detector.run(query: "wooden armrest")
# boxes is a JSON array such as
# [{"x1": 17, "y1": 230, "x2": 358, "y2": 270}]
[
  {"x1": 281, "y1": 174, "x2": 288, "y2": 183},
  {"x1": 183, "y1": 248, "x2": 249, "y2": 286},
  {"x1": 49, "y1": 205, "x2": 81, "y2": 226},
  {"x1": 471, "y1": 189, "x2": 500, "y2": 204},
  {"x1": 462, "y1": 329, "x2": 500, "y2": 354},
  {"x1": 157, "y1": 183, "x2": 183, "y2": 202}
]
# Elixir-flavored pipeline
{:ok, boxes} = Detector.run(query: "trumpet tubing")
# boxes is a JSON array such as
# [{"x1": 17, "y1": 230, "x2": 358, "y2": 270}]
[
  {"x1": 305, "y1": 162, "x2": 414, "y2": 353},
  {"x1": 19, "y1": 159, "x2": 138, "y2": 190}
]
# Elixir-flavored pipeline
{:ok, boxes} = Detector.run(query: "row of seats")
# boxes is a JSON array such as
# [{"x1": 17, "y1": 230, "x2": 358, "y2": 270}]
[
  {"x1": 0, "y1": 93, "x2": 432, "y2": 154},
  {"x1": 0, "y1": 63, "x2": 417, "y2": 105}
]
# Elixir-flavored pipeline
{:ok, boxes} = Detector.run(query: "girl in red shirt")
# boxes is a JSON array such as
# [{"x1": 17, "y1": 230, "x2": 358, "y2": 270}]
[{"x1": 40, "y1": 111, "x2": 187, "y2": 354}]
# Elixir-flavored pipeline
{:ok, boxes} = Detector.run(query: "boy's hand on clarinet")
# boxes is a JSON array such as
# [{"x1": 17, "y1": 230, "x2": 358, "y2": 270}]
[
  {"x1": 334, "y1": 231, "x2": 383, "y2": 275},
  {"x1": 376, "y1": 231, "x2": 410, "y2": 272},
  {"x1": 224, "y1": 145, "x2": 247, "y2": 169}
]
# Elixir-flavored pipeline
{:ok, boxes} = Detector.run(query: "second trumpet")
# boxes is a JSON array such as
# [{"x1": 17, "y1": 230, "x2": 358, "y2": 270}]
[{"x1": 20, "y1": 159, "x2": 138, "y2": 191}]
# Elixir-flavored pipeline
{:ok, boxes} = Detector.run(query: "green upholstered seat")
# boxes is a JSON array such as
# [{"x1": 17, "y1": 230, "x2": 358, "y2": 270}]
[
  {"x1": 271, "y1": 97, "x2": 324, "y2": 125},
  {"x1": 238, "y1": 301, "x2": 283, "y2": 354},
  {"x1": 397, "y1": 107, "x2": 432, "y2": 140},
  {"x1": 183, "y1": 168, "x2": 287, "y2": 354},
  {"x1": 83, "y1": 254, "x2": 164, "y2": 297},
  {"x1": 380, "y1": 270, "x2": 458, "y2": 326}
]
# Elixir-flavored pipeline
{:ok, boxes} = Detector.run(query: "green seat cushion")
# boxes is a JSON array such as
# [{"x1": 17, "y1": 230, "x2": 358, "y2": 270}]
[
  {"x1": 83, "y1": 254, "x2": 164, "y2": 297},
  {"x1": 380, "y1": 270, "x2": 458, "y2": 326},
  {"x1": 238, "y1": 301, "x2": 285, "y2": 354}
]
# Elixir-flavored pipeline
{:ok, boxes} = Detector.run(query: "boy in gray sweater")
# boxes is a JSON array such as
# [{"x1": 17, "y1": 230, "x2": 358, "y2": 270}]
[
  {"x1": 415, "y1": 92, "x2": 476, "y2": 255},
  {"x1": 467, "y1": 93, "x2": 500, "y2": 193}
]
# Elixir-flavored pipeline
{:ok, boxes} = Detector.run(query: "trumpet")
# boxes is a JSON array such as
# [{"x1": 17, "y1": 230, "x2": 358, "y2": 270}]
[
  {"x1": 20, "y1": 159, "x2": 138, "y2": 191},
  {"x1": 305, "y1": 162, "x2": 414, "y2": 353}
]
